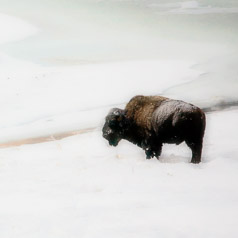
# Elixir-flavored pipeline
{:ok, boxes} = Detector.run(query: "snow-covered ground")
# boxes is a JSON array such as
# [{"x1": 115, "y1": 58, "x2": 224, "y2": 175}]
[
  {"x1": 0, "y1": 108, "x2": 238, "y2": 238},
  {"x1": 0, "y1": 1, "x2": 238, "y2": 237}
]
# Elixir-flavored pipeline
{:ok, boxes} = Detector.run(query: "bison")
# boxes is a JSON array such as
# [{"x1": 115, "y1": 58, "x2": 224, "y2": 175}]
[{"x1": 102, "y1": 95, "x2": 206, "y2": 163}]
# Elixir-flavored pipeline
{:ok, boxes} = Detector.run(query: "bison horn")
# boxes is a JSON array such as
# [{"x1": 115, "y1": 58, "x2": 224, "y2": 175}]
[{"x1": 110, "y1": 108, "x2": 123, "y2": 116}]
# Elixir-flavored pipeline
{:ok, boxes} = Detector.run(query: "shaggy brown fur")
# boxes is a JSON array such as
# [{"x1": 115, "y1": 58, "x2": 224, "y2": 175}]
[{"x1": 125, "y1": 95, "x2": 168, "y2": 131}]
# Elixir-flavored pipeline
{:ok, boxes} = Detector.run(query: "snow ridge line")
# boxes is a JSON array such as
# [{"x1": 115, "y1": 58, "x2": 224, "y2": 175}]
[
  {"x1": 202, "y1": 101, "x2": 238, "y2": 113},
  {"x1": 0, "y1": 127, "x2": 96, "y2": 148}
]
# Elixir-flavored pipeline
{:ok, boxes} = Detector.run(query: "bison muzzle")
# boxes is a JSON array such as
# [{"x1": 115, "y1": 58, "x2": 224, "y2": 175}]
[{"x1": 102, "y1": 95, "x2": 206, "y2": 163}]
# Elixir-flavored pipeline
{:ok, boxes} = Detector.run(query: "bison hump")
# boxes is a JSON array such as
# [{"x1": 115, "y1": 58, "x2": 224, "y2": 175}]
[{"x1": 125, "y1": 95, "x2": 168, "y2": 130}]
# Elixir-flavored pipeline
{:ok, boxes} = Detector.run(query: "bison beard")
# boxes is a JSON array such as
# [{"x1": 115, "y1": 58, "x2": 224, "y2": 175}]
[{"x1": 102, "y1": 95, "x2": 206, "y2": 164}]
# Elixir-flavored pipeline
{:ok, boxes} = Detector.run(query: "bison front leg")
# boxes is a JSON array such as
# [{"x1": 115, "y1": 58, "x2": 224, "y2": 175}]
[
  {"x1": 154, "y1": 144, "x2": 162, "y2": 159},
  {"x1": 141, "y1": 140, "x2": 153, "y2": 159},
  {"x1": 143, "y1": 142, "x2": 162, "y2": 160},
  {"x1": 145, "y1": 148, "x2": 153, "y2": 159},
  {"x1": 142, "y1": 144, "x2": 153, "y2": 159}
]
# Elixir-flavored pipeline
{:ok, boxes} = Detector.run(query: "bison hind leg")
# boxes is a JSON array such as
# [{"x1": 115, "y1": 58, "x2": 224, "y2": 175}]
[{"x1": 186, "y1": 140, "x2": 203, "y2": 164}]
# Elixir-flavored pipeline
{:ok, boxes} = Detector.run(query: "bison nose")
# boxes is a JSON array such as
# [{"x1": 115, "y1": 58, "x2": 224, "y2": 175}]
[{"x1": 103, "y1": 128, "x2": 112, "y2": 137}]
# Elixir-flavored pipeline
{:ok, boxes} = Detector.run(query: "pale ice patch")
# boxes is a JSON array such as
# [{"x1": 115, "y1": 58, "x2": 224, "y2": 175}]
[
  {"x1": 0, "y1": 13, "x2": 38, "y2": 44},
  {"x1": 147, "y1": 0, "x2": 238, "y2": 14},
  {"x1": 149, "y1": 0, "x2": 199, "y2": 9},
  {"x1": 169, "y1": 1, "x2": 238, "y2": 14},
  {"x1": 180, "y1": 0, "x2": 199, "y2": 9}
]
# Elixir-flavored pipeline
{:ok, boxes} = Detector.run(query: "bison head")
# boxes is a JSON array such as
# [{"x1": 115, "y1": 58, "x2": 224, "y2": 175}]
[{"x1": 102, "y1": 108, "x2": 128, "y2": 146}]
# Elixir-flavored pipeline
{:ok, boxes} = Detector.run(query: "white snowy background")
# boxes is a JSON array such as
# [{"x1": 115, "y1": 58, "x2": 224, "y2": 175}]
[{"x1": 0, "y1": 0, "x2": 238, "y2": 237}]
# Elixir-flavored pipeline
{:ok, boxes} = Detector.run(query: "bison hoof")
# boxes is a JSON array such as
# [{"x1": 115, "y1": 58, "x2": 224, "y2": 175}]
[
  {"x1": 146, "y1": 155, "x2": 152, "y2": 159},
  {"x1": 191, "y1": 158, "x2": 201, "y2": 164}
]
